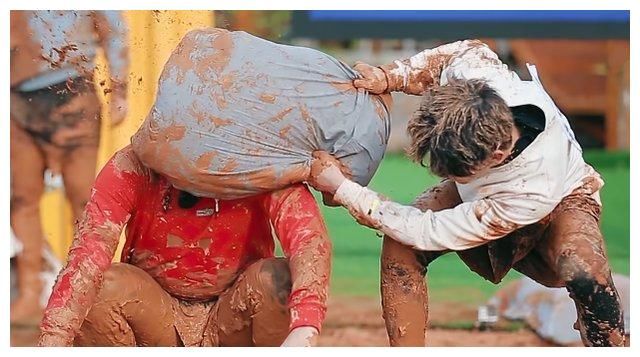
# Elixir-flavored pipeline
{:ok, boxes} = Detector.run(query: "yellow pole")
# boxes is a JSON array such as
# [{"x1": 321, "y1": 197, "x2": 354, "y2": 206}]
[{"x1": 43, "y1": 10, "x2": 214, "y2": 261}]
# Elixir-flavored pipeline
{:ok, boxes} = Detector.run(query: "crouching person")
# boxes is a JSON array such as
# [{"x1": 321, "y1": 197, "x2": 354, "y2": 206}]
[
  {"x1": 311, "y1": 39, "x2": 625, "y2": 347},
  {"x1": 38, "y1": 146, "x2": 331, "y2": 347}
]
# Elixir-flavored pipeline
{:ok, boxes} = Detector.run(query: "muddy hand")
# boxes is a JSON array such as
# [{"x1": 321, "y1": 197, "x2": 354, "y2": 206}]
[
  {"x1": 353, "y1": 61, "x2": 388, "y2": 94},
  {"x1": 109, "y1": 93, "x2": 128, "y2": 127},
  {"x1": 280, "y1": 326, "x2": 319, "y2": 347},
  {"x1": 38, "y1": 332, "x2": 71, "y2": 347},
  {"x1": 309, "y1": 151, "x2": 346, "y2": 195}
]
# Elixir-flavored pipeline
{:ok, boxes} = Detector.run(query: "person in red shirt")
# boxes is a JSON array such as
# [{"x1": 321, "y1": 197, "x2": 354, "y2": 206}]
[{"x1": 38, "y1": 146, "x2": 332, "y2": 347}]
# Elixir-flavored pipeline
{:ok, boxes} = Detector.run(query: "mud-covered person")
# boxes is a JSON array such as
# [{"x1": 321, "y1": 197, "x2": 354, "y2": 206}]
[
  {"x1": 37, "y1": 145, "x2": 331, "y2": 347},
  {"x1": 10, "y1": 10, "x2": 129, "y2": 325},
  {"x1": 309, "y1": 40, "x2": 625, "y2": 347}
]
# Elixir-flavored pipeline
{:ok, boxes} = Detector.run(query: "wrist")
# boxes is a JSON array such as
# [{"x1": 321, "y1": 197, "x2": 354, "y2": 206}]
[
  {"x1": 330, "y1": 176, "x2": 347, "y2": 195},
  {"x1": 333, "y1": 179, "x2": 359, "y2": 206},
  {"x1": 289, "y1": 304, "x2": 324, "y2": 333},
  {"x1": 378, "y1": 64, "x2": 403, "y2": 92}
]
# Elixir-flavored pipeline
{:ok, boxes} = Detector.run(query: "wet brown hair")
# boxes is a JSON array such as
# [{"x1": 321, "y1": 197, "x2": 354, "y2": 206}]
[{"x1": 407, "y1": 79, "x2": 514, "y2": 178}]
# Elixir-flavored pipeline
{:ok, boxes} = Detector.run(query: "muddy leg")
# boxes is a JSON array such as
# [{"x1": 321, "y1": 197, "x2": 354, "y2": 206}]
[
  {"x1": 61, "y1": 144, "x2": 99, "y2": 221},
  {"x1": 55, "y1": 92, "x2": 101, "y2": 222},
  {"x1": 10, "y1": 120, "x2": 46, "y2": 325},
  {"x1": 381, "y1": 180, "x2": 461, "y2": 346},
  {"x1": 542, "y1": 196, "x2": 625, "y2": 346},
  {"x1": 74, "y1": 263, "x2": 180, "y2": 346},
  {"x1": 211, "y1": 258, "x2": 292, "y2": 347}
]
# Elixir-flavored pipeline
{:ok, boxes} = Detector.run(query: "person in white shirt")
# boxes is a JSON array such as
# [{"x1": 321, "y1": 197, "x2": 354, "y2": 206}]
[{"x1": 309, "y1": 40, "x2": 625, "y2": 347}]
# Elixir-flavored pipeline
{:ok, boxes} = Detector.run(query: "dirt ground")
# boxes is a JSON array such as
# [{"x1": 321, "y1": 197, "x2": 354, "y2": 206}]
[
  {"x1": 316, "y1": 296, "x2": 554, "y2": 347},
  {"x1": 11, "y1": 296, "x2": 561, "y2": 347}
]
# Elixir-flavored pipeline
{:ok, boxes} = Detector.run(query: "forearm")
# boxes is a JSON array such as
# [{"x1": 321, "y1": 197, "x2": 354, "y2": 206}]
[
  {"x1": 269, "y1": 185, "x2": 331, "y2": 332},
  {"x1": 38, "y1": 218, "x2": 122, "y2": 346},
  {"x1": 379, "y1": 39, "x2": 503, "y2": 95},
  {"x1": 287, "y1": 235, "x2": 331, "y2": 332},
  {"x1": 334, "y1": 180, "x2": 497, "y2": 251}
]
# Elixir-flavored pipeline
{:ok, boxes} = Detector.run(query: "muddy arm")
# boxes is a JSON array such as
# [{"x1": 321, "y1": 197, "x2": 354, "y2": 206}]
[
  {"x1": 38, "y1": 148, "x2": 143, "y2": 346},
  {"x1": 265, "y1": 184, "x2": 332, "y2": 333},
  {"x1": 334, "y1": 180, "x2": 560, "y2": 251},
  {"x1": 378, "y1": 39, "x2": 515, "y2": 95}
]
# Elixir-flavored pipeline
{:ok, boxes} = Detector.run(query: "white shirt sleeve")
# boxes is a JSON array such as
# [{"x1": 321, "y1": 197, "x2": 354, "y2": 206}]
[
  {"x1": 334, "y1": 180, "x2": 560, "y2": 251},
  {"x1": 383, "y1": 39, "x2": 519, "y2": 95}
]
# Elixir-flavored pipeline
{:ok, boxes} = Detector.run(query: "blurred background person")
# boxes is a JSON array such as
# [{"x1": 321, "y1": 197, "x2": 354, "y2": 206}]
[{"x1": 9, "y1": 10, "x2": 129, "y2": 325}]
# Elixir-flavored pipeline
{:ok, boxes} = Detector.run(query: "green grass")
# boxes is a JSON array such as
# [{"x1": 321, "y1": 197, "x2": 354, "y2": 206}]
[{"x1": 311, "y1": 150, "x2": 630, "y2": 306}]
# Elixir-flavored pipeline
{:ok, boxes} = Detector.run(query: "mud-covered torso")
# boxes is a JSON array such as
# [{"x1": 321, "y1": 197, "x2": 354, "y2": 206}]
[
  {"x1": 123, "y1": 175, "x2": 276, "y2": 301},
  {"x1": 11, "y1": 11, "x2": 98, "y2": 86}
]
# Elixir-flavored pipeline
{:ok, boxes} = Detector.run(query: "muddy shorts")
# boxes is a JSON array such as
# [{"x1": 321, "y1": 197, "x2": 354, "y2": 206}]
[
  {"x1": 10, "y1": 76, "x2": 101, "y2": 174},
  {"x1": 415, "y1": 179, "x2": 606, "y2": 287}
]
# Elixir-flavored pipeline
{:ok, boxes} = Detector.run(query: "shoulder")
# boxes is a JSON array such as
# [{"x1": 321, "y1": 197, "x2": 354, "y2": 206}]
[{"x1": 106, "y1": 145, "x2": 151, "y2": 178}]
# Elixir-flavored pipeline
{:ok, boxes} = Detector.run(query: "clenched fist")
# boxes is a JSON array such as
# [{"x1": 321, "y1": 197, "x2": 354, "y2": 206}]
[
  {"x1": 308, "y1": 151, "x2": 347, "y2": 195},
  {"x1": 352, "y1": 61, "x2": 389, "y2": 94}
]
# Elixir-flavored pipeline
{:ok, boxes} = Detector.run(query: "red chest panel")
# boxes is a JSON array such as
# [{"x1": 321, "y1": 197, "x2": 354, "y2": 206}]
[{"x1": 122, "y1": 184, "x2": 275, "y2": 300}]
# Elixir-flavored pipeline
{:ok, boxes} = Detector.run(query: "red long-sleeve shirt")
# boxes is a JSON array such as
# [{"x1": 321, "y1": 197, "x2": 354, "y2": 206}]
[{"x1": 39, "y1": 146, "x2": 331, "y2": 346}]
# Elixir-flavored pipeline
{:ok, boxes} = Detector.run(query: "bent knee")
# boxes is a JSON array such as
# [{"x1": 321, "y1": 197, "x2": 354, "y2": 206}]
[
  {"x1": 99, "y1": 263, "x2": 151, "y2": 299},
  {"x1": 244, "y1": 258, "x2": 292, "y2": 305},
  {"x1": 382, "y1": 236, "x2": 432, "y2": 276},
  {"x1": 557, "y1": 247, "x2": 610, "y2": 284}
]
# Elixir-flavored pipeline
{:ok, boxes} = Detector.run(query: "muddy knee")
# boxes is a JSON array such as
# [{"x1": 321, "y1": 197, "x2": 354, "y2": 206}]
[
  {"x1": 79, "y1": 263, "x2": 177, "y2": 346},
  {"x1": 382, "y1": 236, "x2": 435, "y2": 278},
  {"x1": 244, "y1": 258, "x2": 292, "y2": 306},
  {"x1": 77, "y1": 263, "x2": 140, "y2": 346},
  {"x1": 98, "y1": 263, "x2": 151, "y2": 300},
  {"x1": 223, "y1": 258, "x2": 292, "y2": 346}
]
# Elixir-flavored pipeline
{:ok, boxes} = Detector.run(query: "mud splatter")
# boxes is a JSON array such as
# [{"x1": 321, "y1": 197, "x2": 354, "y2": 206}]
[
  {"x1": 259, "y1": 93, "x2": 276, "y2": 104},
  {"x1": 195, "y1": 151, "x2": 218, "y2": 171},
  {"x1": 382, "y1": 52, "x2": 453, "y2": 95},
  {"x1": 211, "y1": 116, "x2": 232, "y2": 128},
  {"x1": 221, "y1": 159, "x2": 240, "y2": 173},
  {"x1": 330, "y1": 80, "x2": 357, "y2": 93},
  {"x1": 270, "y1": 107, "x2": 293, "y2": 123}
]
